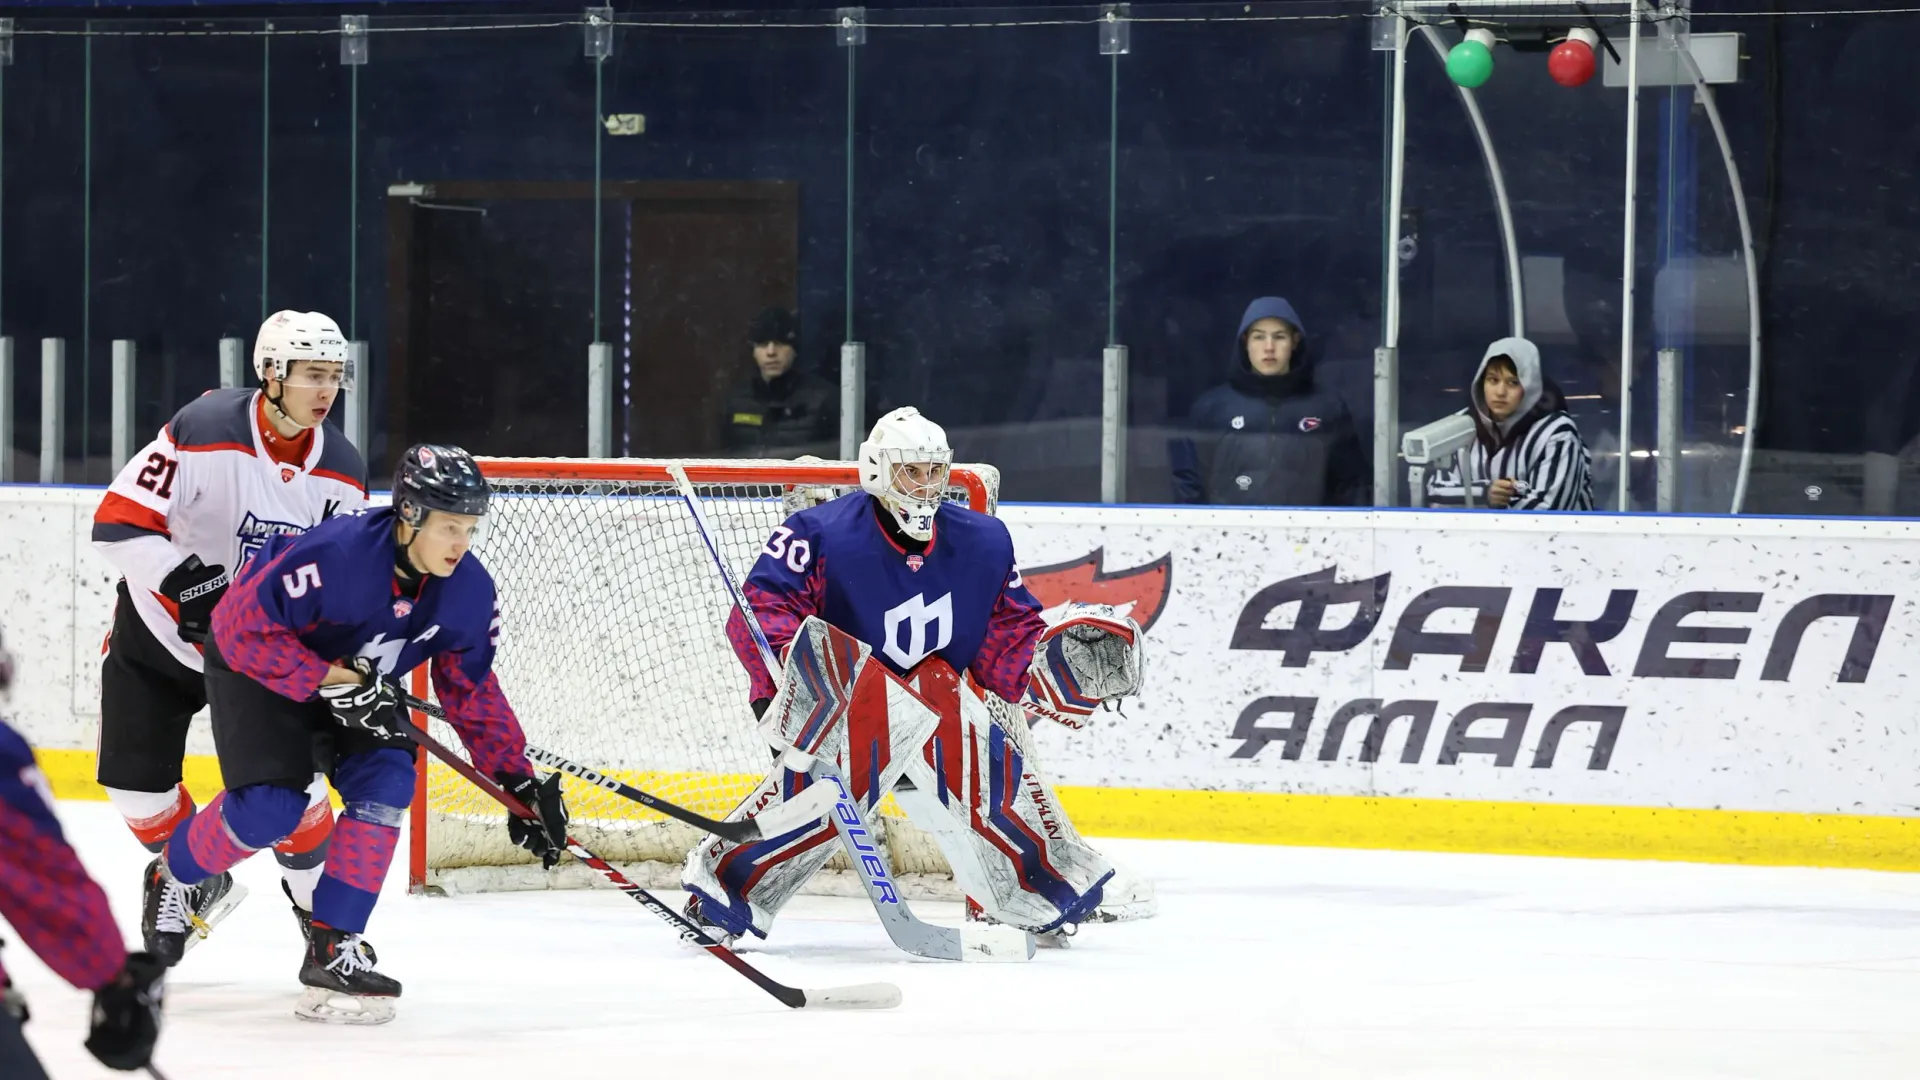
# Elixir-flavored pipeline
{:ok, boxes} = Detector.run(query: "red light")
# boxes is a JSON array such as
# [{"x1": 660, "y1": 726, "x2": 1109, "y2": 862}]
[{"x1": 1549, "y1": 30, "x2": 1599, "y2": 88}]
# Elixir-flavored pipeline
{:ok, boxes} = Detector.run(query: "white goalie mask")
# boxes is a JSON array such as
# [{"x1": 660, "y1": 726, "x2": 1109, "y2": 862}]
[
  {"x1": 858, "y1": 407, "x2": 953, "y2": 542},
  {"x1": 253, "y1": 309, "x2": 353, "y2": 390}
]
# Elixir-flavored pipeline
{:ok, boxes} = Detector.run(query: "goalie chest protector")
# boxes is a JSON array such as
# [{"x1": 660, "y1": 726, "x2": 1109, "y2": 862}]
[{"x1": 748, "y1": 493, "x2": 1030, "y2": 680}]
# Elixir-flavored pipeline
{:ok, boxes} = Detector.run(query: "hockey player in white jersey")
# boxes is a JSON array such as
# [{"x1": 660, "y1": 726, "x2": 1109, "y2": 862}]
[
  {"x1": 683, "y1": 408, "x2": 1153, "y2": 947},
  {"x1": 91, "y1": 310, "x2": 369, "y2": 967}
]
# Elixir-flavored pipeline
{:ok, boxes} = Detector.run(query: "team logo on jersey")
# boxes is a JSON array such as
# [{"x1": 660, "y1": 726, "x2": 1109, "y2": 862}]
[
  {"x1": 1299, "y1": 416, "x2": 1322, "y2": 433},
  {"x1": 906, "y1": 554, "x2": 924, "y2": 573},
  {"x1": 236, "y1": 512, "x2": 310, "y2": 567},
  {"x1": 1018, "y1": 548, "x2": 1173, "y2": 632},
  {"x1": 881, "y1": 593, "x2": 954, "y2": 670},
  {"x1": 280, "y1": 466, "x2": 297, "y2": 483},
  {"x1": 393, "y1": 598, "x2": 414, "y2": 618}
]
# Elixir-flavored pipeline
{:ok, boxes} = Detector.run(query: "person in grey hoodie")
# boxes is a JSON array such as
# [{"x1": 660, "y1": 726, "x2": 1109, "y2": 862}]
[
  {"x1": 1425, "y1": 336, "x2": 1593, "y2": 510},
  {"x1": 1169, "y1": 297, "x2": 1370, "y2": 506}
]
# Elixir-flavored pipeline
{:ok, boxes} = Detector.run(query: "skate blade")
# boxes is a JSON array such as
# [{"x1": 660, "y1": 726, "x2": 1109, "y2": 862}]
[
  {"x1": 178, "y1": 880, "x2": 251, "y2": 959},
  {"x1": 294, "y1": 985, "x2": 397, "y2": 1025},
  {"x1": 959, "y1": 922, "x2": 1036, "y2": 962}
]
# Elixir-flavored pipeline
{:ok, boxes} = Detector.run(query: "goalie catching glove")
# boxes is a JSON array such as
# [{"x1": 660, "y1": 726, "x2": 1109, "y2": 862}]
[
  {"x1": 1024, "y1": 602, "x2": 1145, "y2": 729},
  {"x1": 317, "y1": 657, "x2": 407, "y2": 742},
  {"x1": 497, "y1": 771, "x2": 569, "y2": 869}
]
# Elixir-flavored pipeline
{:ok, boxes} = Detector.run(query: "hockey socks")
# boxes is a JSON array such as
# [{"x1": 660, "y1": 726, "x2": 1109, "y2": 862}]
[
  {"x1": 107, "y1": 785, "x2": 196, "y2": 853},
  {"x1": 165, "y1": 785, "x2": 308, "y2": 884},
  {"x1": 310, "y1": 810, "x2": 400, "y2": 934},
  {"x1": 273, "y1": 794, "x2": 336, "y2": 912}
]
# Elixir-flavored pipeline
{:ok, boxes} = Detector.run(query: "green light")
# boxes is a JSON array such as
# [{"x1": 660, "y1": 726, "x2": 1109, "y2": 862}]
[{"x1": 1446, "y1": 36, "x2": 1495, "y2": 89}]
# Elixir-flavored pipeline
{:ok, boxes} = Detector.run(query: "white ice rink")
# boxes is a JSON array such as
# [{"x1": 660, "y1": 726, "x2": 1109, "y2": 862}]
[{"x1": 8, "y1": 802, "x2": 1920, "y2": 1079}]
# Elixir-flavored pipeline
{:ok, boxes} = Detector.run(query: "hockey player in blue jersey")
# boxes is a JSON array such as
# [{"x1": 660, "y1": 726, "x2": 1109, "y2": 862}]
[
  {"x1": 683, "y1": 407, "x2": 1150, "y2": 946},
  {"x1": 0, "y1": 625, "x2": 168, "y2": 1078},
  {"x1": 152, "y1": 445, "x2": 569, "y2": 1024}
]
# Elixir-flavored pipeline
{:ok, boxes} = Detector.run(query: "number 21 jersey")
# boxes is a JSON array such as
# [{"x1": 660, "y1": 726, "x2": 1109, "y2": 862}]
[{"x1": 91, "y1": 388, "x2": 368, "y2": 673}]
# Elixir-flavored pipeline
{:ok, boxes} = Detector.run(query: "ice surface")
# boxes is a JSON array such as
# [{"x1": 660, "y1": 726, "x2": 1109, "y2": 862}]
[{"x1": 8, "y1": 802, "x2": 1920, "y2": 1079}]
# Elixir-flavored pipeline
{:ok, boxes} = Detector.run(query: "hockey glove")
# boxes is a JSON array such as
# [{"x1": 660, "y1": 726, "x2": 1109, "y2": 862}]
[
  {"x1": 498, "y1": 770, "x2": 569, "y2": 869},
  {"x1": 84, "y1": 951, "x2": 166, "y2": 1072},
  {"x1": 1024, "y1": 603, "x2": 1144, "y2": 730},
  {"x1": 317, "y1": 657, "x2": 407, "y2": 742},
  {"x1": 158, "y1": 554, "x2": 229, "y2": 646}
]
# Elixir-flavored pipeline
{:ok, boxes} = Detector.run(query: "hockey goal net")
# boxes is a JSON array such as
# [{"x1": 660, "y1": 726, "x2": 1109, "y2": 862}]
[{"x1": 407, "y1": 457, "x2": 997, "y2": 897}]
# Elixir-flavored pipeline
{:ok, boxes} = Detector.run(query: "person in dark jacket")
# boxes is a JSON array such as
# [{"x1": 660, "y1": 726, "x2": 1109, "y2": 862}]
[
  {"x1": 719, "y1": 307, "x2": 838, "y2": 455},
  {"x1": 1170, "y1": 296, "x2": 1370, "y2": 506}
]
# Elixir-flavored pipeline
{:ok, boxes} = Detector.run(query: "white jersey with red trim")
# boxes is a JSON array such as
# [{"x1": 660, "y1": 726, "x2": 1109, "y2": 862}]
[{"x1": 91, "y1": 388, "x2": 369, "y2": 672}]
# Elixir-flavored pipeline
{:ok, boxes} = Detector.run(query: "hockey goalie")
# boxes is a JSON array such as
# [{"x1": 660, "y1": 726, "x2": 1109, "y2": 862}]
[{"x1": 682, "y1": 407, "x2": 1153, "y2": 946}]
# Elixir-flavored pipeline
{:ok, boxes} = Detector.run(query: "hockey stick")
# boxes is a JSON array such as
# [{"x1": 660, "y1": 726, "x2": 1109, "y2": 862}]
[
  {"x1": 397, "y1": 715, "x2": 900, "y2": 1010},
  {"x1": 398, "y1": 693, "x2": 838, "y2": 844},
  {"x1": 668, "y1": 466, "x2": 1034, "y2": 963}
]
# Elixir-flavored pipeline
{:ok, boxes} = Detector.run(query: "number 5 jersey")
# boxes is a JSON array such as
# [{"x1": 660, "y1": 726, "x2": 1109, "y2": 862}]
[{"x1": 92, "y1": 387, "x2": 369, "y2": 673}]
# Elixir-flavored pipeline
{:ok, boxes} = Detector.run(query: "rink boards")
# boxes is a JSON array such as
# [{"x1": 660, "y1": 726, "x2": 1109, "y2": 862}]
[{"x1": 6, "y1": 484, "x2": 1919, "y2": 870}]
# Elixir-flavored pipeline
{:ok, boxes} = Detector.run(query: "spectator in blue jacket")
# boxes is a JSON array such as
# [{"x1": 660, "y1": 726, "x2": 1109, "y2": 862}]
[{"x1": 1170, "y1": 297, "x2": 1370, "y2": 506}]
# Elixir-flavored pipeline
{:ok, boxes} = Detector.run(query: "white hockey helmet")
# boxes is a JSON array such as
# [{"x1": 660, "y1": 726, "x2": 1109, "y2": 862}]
[
  {"x1": 254, "y1": 310, "x2": 352, "y2": 389},
  {"x1": 858, "y1": 407, "x2": 953, "y2": 542}
]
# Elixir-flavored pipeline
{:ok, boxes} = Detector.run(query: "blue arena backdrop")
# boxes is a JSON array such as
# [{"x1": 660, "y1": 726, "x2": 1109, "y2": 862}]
[{"x1": 0, "y1": 1, "x2": 1916, "y2": 508}]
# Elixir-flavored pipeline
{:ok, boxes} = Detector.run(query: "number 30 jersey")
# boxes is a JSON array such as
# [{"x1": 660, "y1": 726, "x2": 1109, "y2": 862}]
[
  {"x1": 726, "y1": 492, "x2": 1046, "y2": 705},
  {"x1": 91, "y1": 388, "x2": 368, "y2": 673}
]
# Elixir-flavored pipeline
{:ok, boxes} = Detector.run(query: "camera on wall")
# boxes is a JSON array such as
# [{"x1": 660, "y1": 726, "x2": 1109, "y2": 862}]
[{"x1": 1402, "y1": 412, "x2": 1478, "y2": 507}]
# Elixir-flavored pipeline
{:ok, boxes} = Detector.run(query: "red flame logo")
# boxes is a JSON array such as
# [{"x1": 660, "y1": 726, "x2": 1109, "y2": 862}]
[{"x1": 1017, "y1": 548, "x2": 1172, "y2": 632}]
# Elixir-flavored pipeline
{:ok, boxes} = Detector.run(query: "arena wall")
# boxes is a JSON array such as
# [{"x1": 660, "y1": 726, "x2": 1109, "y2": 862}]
[{"x1": 7, "y1": 483, "x2": 1916, "y2": 871}]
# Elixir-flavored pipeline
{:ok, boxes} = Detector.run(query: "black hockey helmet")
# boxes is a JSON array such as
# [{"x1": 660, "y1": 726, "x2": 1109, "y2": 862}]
[{"x1": 393, "y1": 444, "x2": 490, "y2": 527}]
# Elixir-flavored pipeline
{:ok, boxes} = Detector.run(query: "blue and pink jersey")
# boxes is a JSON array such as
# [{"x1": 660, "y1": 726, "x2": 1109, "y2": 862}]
[
  {"x1": 0, "y1": 721, "x2": 126, "y2": 992},
  {"x1": 212, "y1": 505, "x2": 526, "y2": 777},
  {"x1": 726, "y1": 493, "x2": 1045, "y2": 702}
]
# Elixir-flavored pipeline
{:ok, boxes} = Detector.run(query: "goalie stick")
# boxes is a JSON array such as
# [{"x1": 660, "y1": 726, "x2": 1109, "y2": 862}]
[
  {"x1": 396, "y1": 710, "x2": 900, "y2": 1010},
  {"x1": 668, "y1": 465, "x2": 1035, "y2": 963},
  {"x1": 398, "y1": 693, "x2": 840, "y2": 846}
]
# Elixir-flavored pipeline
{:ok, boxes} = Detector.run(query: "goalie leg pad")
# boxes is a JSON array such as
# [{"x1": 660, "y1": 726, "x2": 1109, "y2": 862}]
[
  {"x1": 898, "y1": 674, "x2": 1113, "y2": 934},
  {"x1": 684, "y1": 618, "x2": 938, "y2": 939}
]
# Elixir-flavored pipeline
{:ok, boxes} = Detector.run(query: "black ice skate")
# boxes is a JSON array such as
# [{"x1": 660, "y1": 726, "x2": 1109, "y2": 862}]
[
  {"x1": 281, "y1": 880, "x2": 378, "y2": 965},
  {"x1": 295, "y1": 922, "x2": 400, "y2": 1025},
  {"x1": 141, "y1": 857, "x2": 248, "y2": 966}
]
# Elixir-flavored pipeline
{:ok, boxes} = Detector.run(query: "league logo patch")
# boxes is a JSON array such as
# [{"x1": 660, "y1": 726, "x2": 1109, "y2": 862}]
[
  {"x1": 280, "y1": 466, "x2": 297, "y2": 483},
  {"x1": 1019, "y1": 548, "x2": 1173, "y2": 632},
  {"x1": 906, "y1": 554, "x2": 924, "y2": 573},
  {"x1": 393, "y1": 598, "x2": 414, "y2": 618},
  {"x1": 1298, "y1": 416, "x2": 1322, "y2": 433},
  {"x1": 235, "y1": 512, "x2": 310, "y2": 567}
]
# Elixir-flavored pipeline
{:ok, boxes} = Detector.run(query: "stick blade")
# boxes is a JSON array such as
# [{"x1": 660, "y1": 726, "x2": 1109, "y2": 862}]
[
  {"x1": 960, "y1": 922, "x2": 1037, "y2": 962},
  {"x1": 801, "y1": 982, "x2": 904, "y2": 1010}
]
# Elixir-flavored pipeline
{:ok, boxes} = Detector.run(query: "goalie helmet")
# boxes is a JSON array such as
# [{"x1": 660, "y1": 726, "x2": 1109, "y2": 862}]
[
  {"x1": 253, "y1": 310, "x2": 352, "y2": 388},
  {"x1": 858, "y1": 407, "x2": 952, "y2": 542},
  {"x1": 393, "y1": 444, "x2": 490, "y2": 527}
]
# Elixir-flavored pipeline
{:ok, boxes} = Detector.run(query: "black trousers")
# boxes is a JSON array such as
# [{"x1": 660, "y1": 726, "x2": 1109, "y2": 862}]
[
  {"x1": 96, "y1": 581, "x2": 207, "y2": 792},
  {"x1": 0, "y1": 1005, "x2": 51, "y2": 1080},
  {"x1": 202, "y1": 633, "x2": 413, "y2": 793}
]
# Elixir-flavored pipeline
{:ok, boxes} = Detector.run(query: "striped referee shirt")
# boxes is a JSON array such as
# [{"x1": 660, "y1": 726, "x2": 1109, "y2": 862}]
[
  {"x1": 1424, "y1": 409, "x2": 1594, "y2": 510},
  {"x1": 1423, "y1": 336, "x2": 1594, "y2": 511}
]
